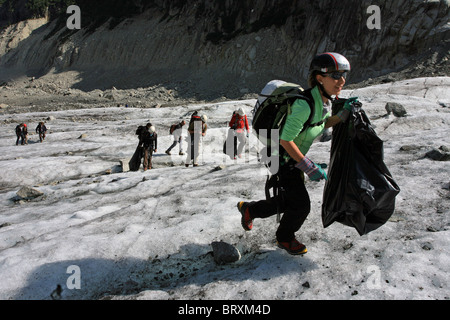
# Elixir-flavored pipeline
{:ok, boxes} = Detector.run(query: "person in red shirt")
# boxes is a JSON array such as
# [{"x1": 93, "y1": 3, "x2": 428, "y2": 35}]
[{"x1": 228, "y1": 107, "x2": 250, "y2": 159}]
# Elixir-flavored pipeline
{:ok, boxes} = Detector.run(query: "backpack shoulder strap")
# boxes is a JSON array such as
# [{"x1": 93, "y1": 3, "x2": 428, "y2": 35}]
[
  {"x1": 277, "y1": 88, "x2": 316, "y2": 163},
  {"x1": 295, "y1": 88, "x2": 315, "y2": 134}
]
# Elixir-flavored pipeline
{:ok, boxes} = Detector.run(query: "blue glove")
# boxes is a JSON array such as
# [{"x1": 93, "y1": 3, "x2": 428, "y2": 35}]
[
  {"x1": 337, "y1": 97, "x2": 359, "y2": 122},
  {"x1": 295, "y1": 157, "x2": 328, "y2": 181}
]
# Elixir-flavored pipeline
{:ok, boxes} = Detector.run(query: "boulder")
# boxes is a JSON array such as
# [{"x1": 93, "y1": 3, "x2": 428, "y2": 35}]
[
  {"x1": 211, "y1": 241, "x2": 241, "y2": 265},
  {"x1": 385, "y1": 102, "x2": 407, "y2": 117},
  {"x1": 16, "y1": 186, "x2": 43, "y2": 200},
  {"x1": 425, "y1": 148, "x2": 450, "y2": 161}
]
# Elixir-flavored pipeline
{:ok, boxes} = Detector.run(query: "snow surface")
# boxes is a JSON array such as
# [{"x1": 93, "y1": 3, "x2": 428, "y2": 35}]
[{"x1": 0, "y1": 77, "x2": 449, "y2": 300}]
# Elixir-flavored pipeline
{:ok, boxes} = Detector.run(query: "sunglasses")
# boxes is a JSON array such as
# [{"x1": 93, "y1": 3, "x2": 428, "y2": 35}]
[{"x1": 324, "y1": 71, "x2": 348, "y2": 80}]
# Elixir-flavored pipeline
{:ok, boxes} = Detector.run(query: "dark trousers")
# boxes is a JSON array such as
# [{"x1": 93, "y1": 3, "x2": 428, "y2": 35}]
[
  {"x1": 39, "y1": 132, "x2": 46, "y2": 142},
  {"x1": 16, "y1": 133, "x2": 26, "y2": 145},
  {"x1": 248, "y1": 162, "x2": 311, "y2": 242}
]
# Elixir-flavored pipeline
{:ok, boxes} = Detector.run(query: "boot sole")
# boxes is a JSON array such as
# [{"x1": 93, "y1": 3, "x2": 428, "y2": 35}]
[
  {"x1": 276, "y1": 241, "x2": 308, "y2": 255},
  {"x1": 237, "y1": 201, "x2": 252, "y2": 231}
]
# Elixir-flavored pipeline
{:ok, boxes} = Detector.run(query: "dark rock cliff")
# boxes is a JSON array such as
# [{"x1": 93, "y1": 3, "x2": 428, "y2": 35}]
[{"x1": 0, "y1": 0, "x2": 449, "y2": 99}]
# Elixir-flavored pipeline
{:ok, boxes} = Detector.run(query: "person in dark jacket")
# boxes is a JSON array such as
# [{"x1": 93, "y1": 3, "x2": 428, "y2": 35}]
[
  {"x1": 142, "y1": 124, "x2": 158, "y2": 171},
  {"x1": 15, "y1": 123, "x2": 24, "y2": 145},
  {"x1": 15, "y1": 123, "x2": 28, "y2": 145},
  {"x1": 36, "y1": 122, "x2": 47, "y2": 142}
]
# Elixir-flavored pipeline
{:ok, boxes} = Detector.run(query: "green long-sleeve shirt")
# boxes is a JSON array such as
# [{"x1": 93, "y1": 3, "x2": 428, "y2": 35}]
[{"x1": 280, "y1": 86, "x2": 331, "y2": 157}]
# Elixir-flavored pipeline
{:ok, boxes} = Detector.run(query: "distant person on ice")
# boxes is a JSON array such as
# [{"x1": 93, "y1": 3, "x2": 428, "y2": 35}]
[
  {"x1": 36, "y1": 122, "x2": 47, "y2": 142},
  {"x1": 237, "y1": 52, "x2": 359, "y2": 255},
  {"x1": 165, "y1": 120, "x2": 186, "y2": 155},
  {"x1": 15, "y1": 123, "x2": 24, "y2": 145},
  {"x1": 15, "y1": 123, "x2": 28, "y2": 145},
  {"x1": 141, "y1": 124, "x2": 158, "y2": 171},
  {"x1": 22, "y1": 124, "x2": 28, "y2": 144},
  {"x1": 185, "y1": 112, "x2": 207, "y2": 167},
  {"x1": 227, "y1": 107, "x2": 250, "y2": 159}
]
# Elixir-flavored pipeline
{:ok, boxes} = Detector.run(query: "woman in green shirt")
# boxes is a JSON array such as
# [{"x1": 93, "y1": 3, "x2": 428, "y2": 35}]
[{"x1": 238, "y1": 53, "x2": 358, "y2": 255}]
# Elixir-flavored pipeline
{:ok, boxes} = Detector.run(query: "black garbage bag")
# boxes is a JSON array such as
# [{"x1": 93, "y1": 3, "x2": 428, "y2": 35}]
[
  {"x1": 322, "y1": 99, "x2": 400, "y2": 236},
  {"x1": 128, "y1": 146, "x2": 143, "y2": 171}
]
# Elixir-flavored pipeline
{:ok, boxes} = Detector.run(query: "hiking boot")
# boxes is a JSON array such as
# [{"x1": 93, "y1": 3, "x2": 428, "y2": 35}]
[
  {"x1": 237, "y1": 201, "x2": 253, "y2": 231},
  {"x1": 165, "y1": 150, "x2": 171, "y2": 155},
  {"x1": 277, "y1": 239, "x2": 307, "y2": 255},
  {"x1": 185, "y1": 164, "x2": 189, "y2": 167},
  {"x1": 179, "y1": 151, "x2": 185, "y2": 155},
  {"x1": 193, "y1": 163, "x2": 199, "y2": 167}
]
